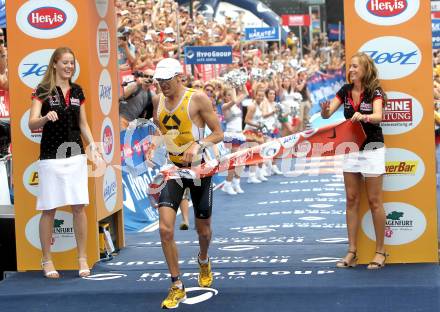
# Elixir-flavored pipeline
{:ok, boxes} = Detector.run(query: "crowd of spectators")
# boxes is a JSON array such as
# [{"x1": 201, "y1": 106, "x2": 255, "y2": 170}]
[{"x1": 116, "y1": 0, "x2": 346, "y2": 134}]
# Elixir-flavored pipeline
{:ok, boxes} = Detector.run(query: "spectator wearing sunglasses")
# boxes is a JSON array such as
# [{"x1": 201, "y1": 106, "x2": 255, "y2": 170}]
[{"x1": 119, "y1": 68, "x2": 156, "y2": 129}]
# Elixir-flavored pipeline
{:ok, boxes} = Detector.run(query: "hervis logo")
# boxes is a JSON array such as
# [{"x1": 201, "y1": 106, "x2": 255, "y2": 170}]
[
  {"x1": 25, "y1": 211, "x2": 77, "y2": 252},
  {"x1": 383, "y1": 148, "x2": 425, "y2": 191},
  {"x1": 27, "y1": 7, "x2": 66, "y2": 30},
  {"x1": 16, "y1": 0, "x2": 78, "y2": 39},
  {"x1": 381, "y1": 91, "x2": 423, "y2": 135},
  {"x1": 361, "y1": 202, "x2": 426, "y2": 245},
  {"x1": 355, "y1": 0, "x2": 419, "y2": 26},
  {"x1": 367, "y1": 0, "x2": 407, "y2": 17},
  {"x1": 359, "y1": 36, "x2": 421, "y2": 80}
]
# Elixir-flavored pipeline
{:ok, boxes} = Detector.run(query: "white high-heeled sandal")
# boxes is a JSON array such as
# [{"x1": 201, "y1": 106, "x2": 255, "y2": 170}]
[
  {"x1": 78, "y1": 257, "x2": 91, "y2": 277},
  {"x1": 41, "y1": 259, "x2": 60, "y2": 279}
]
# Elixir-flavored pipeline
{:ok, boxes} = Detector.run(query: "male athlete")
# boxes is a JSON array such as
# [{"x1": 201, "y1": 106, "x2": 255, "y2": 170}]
[{"x1": 152, "y1": 58, "x2": 223, "y2": 309}]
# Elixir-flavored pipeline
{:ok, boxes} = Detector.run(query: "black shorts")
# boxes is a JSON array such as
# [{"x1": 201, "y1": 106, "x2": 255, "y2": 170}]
[{"x1": 158, "y1": 176, "x2": 213, "y2": 219}]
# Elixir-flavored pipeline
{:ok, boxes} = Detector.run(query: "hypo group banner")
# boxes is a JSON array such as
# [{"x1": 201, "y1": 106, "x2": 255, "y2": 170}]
[
  {"x1": 120, "y1": 125, "x2": 161, "y2": 232},
  {"x1": 184, "y1": 46, "x2": 233, "y2": 65},
  {"x1": 432, "y1": 19, "x2": 440, "y2": 49},
  {"x1": 345, "y1": 0, "x2": 437, "y2": 263}
]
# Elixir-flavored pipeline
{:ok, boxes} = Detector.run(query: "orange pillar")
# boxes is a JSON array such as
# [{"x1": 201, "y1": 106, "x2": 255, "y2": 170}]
[{"x1": 7, "y1": 0, "x2": 123, "y2": 270}]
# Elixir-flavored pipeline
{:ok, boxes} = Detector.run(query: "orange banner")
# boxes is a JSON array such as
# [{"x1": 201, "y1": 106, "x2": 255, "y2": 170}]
[
  {"x1": 344, "y1": 0, "x2": 437, "y2": 263},
  {"x1": 7, "y1": 0, "x2": 123, "y2": 270}
]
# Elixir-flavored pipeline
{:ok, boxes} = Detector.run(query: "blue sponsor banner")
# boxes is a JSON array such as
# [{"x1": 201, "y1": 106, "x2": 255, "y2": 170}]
[
  {"x1": 244, "y1": 27, "x2": 280, "y2": 41},
  {"x1": 184, "y1": 46, "x2": 233, "y2": 64},
  {"x1": 308, "y1": 69, "x2": 346, "y2": 115},
  {"x1": 433, "y1": 19, "x2": 440, "y2": 49},
  {"x1": 327, "y1": 23, "x2": 344, "y2": 41},
  {"x1": 120, "y1": 125, "x2": 161, "y2": 232}
]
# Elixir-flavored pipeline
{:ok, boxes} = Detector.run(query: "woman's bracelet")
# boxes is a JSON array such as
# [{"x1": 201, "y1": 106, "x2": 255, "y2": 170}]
[{"x1": 364, "y1": 115, "x2": 371, "y2": 123}]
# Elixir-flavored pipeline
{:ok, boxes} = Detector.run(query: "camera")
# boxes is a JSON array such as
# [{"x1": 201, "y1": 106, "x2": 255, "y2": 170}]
[
  {"x1": 133, "y1": 71, "x2": 147, "y2": 78},
  {"x1": 133, "y1": 71, "x2": 153, "y2": 84}
]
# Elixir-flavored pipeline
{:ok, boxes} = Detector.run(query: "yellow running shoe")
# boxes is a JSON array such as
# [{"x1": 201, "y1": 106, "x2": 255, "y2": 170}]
[
  {"x1": 161, "y1": 285, "x2": 186, "y2": 309},
  {"x1": 198, "y1": 258, "x2": 213, "y2": 287}
]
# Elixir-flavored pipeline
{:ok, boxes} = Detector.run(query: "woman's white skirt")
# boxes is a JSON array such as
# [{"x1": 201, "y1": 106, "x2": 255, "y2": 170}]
[
  {"x1": 342, "y1": 147, "x2": 385, "y2": 177},
  {"x1": 36, "y1": 154, "x2": 89, "y2": 210}
]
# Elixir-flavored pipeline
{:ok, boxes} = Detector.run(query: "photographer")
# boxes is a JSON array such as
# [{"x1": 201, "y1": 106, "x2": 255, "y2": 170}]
[
  {"x1": 119, "y1": 69, "x2": 155, "y2": 129},
  {"x1": 117, "y1": 27, "x2": 136, "y2": 71}
]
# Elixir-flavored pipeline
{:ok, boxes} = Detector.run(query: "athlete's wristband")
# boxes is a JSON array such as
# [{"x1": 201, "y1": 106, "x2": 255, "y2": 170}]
[{"x1": 195, "y1": 140, "x2": 207, "y2": 151}]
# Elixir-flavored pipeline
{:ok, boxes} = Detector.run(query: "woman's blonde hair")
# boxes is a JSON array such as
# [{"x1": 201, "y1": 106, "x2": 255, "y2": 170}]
[
  {"x1": 348, "y1": 52, "x2": 386, "y2": 101},
  {"x1": 38, "y1": 47, "x2": 76, "y2": 101}
]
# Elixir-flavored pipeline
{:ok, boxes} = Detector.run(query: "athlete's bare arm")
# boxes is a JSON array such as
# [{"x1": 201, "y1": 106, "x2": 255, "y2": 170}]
[
  {"x1": 152, "y1": 94, "x2": 160, "y2": 126},
  {"x1": 181, "y1": 92, "x2": 223, "y2": 163}
]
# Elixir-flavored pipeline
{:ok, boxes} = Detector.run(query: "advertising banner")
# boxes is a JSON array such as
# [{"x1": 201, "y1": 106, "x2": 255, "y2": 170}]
[
  {"x1": 281, "y1": 14, "x2": 310, "y2": 27},
  {"x1": 184, "y1": 46, "x2": 233, "y2": 65},
  {"x1": 327, "y1": 23, "x2": 344, "y2": 41},
  {"x1": 0, "y1": 90, "x2": 9, "y2": 120},
  {"x1": 120, "y1": 126, "x2": 161, "y2": 232},
  {"x1": 433, "y1": 19, "x2": 440, "y2": 49},
  {"x1": 7, "y1": 0, "x2": 122, "y2": 270},
  {"x1": 345, "y1": 0, "x2": 437, "y2": 263},
  {"x1": 244, "y1": 27, "x2": 280, "y2": 42}
]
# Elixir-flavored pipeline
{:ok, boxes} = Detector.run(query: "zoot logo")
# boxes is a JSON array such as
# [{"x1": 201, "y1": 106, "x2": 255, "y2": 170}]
[
  {"x1": 16, "y1": 0, "x2": 78, "y2": 39},
  {"x1": 360, "y1": 37, "x2": 421, "y2": 80},
  {"x1": 355, "y1": 0, "x2": 419, "y2": 26},
  {"x1": 19, "y1": 49, "x2": 80, "y2": 89}
]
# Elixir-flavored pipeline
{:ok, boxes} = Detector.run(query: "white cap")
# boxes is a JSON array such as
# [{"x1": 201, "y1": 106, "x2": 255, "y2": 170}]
[
  {"x1": 153, "y1": 58, "x2": 183, "y2": 80},
  {"x1": 144, "y1": 34, "x2": 152, "y2": 41},
  {"x1": 164, "y1": 27, "x2": 174, "y2": 34}
]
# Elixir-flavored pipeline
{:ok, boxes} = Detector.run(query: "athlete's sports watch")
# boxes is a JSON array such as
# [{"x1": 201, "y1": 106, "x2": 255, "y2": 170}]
[{"x1": 195, "y1": 140, "x2": 207, "y2": 151}]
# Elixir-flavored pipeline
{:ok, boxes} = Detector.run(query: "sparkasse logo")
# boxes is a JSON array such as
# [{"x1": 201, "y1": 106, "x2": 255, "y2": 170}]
[
  {"x1": 355, "y1": 0, "x2": 419, "y2": 26},
  {"x1": 17, "y1": 0, "x2": 78, "y2": 39},
  {"x1": 367, "y1": 0, "x2": 407, "y2": 17}
]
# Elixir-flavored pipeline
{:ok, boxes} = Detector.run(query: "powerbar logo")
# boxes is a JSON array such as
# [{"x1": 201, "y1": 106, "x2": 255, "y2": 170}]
[
  {"x1": 385, "y1": 161, "x2": 418, "y2": 174},
  {"x1": 367, "y1": 0, "x2": 407, "y2": 17},
  {"x1": 196, "y1": 51, "x2": 231, "y2": 58},
  {"x1": 383, "y1": 98, "x2": 412, "y2": 122}
]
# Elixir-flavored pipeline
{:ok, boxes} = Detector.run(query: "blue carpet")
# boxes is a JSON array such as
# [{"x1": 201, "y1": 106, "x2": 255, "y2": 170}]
[{"x1": 1, "y1": 170, "x2": 439, "y2": 312}]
